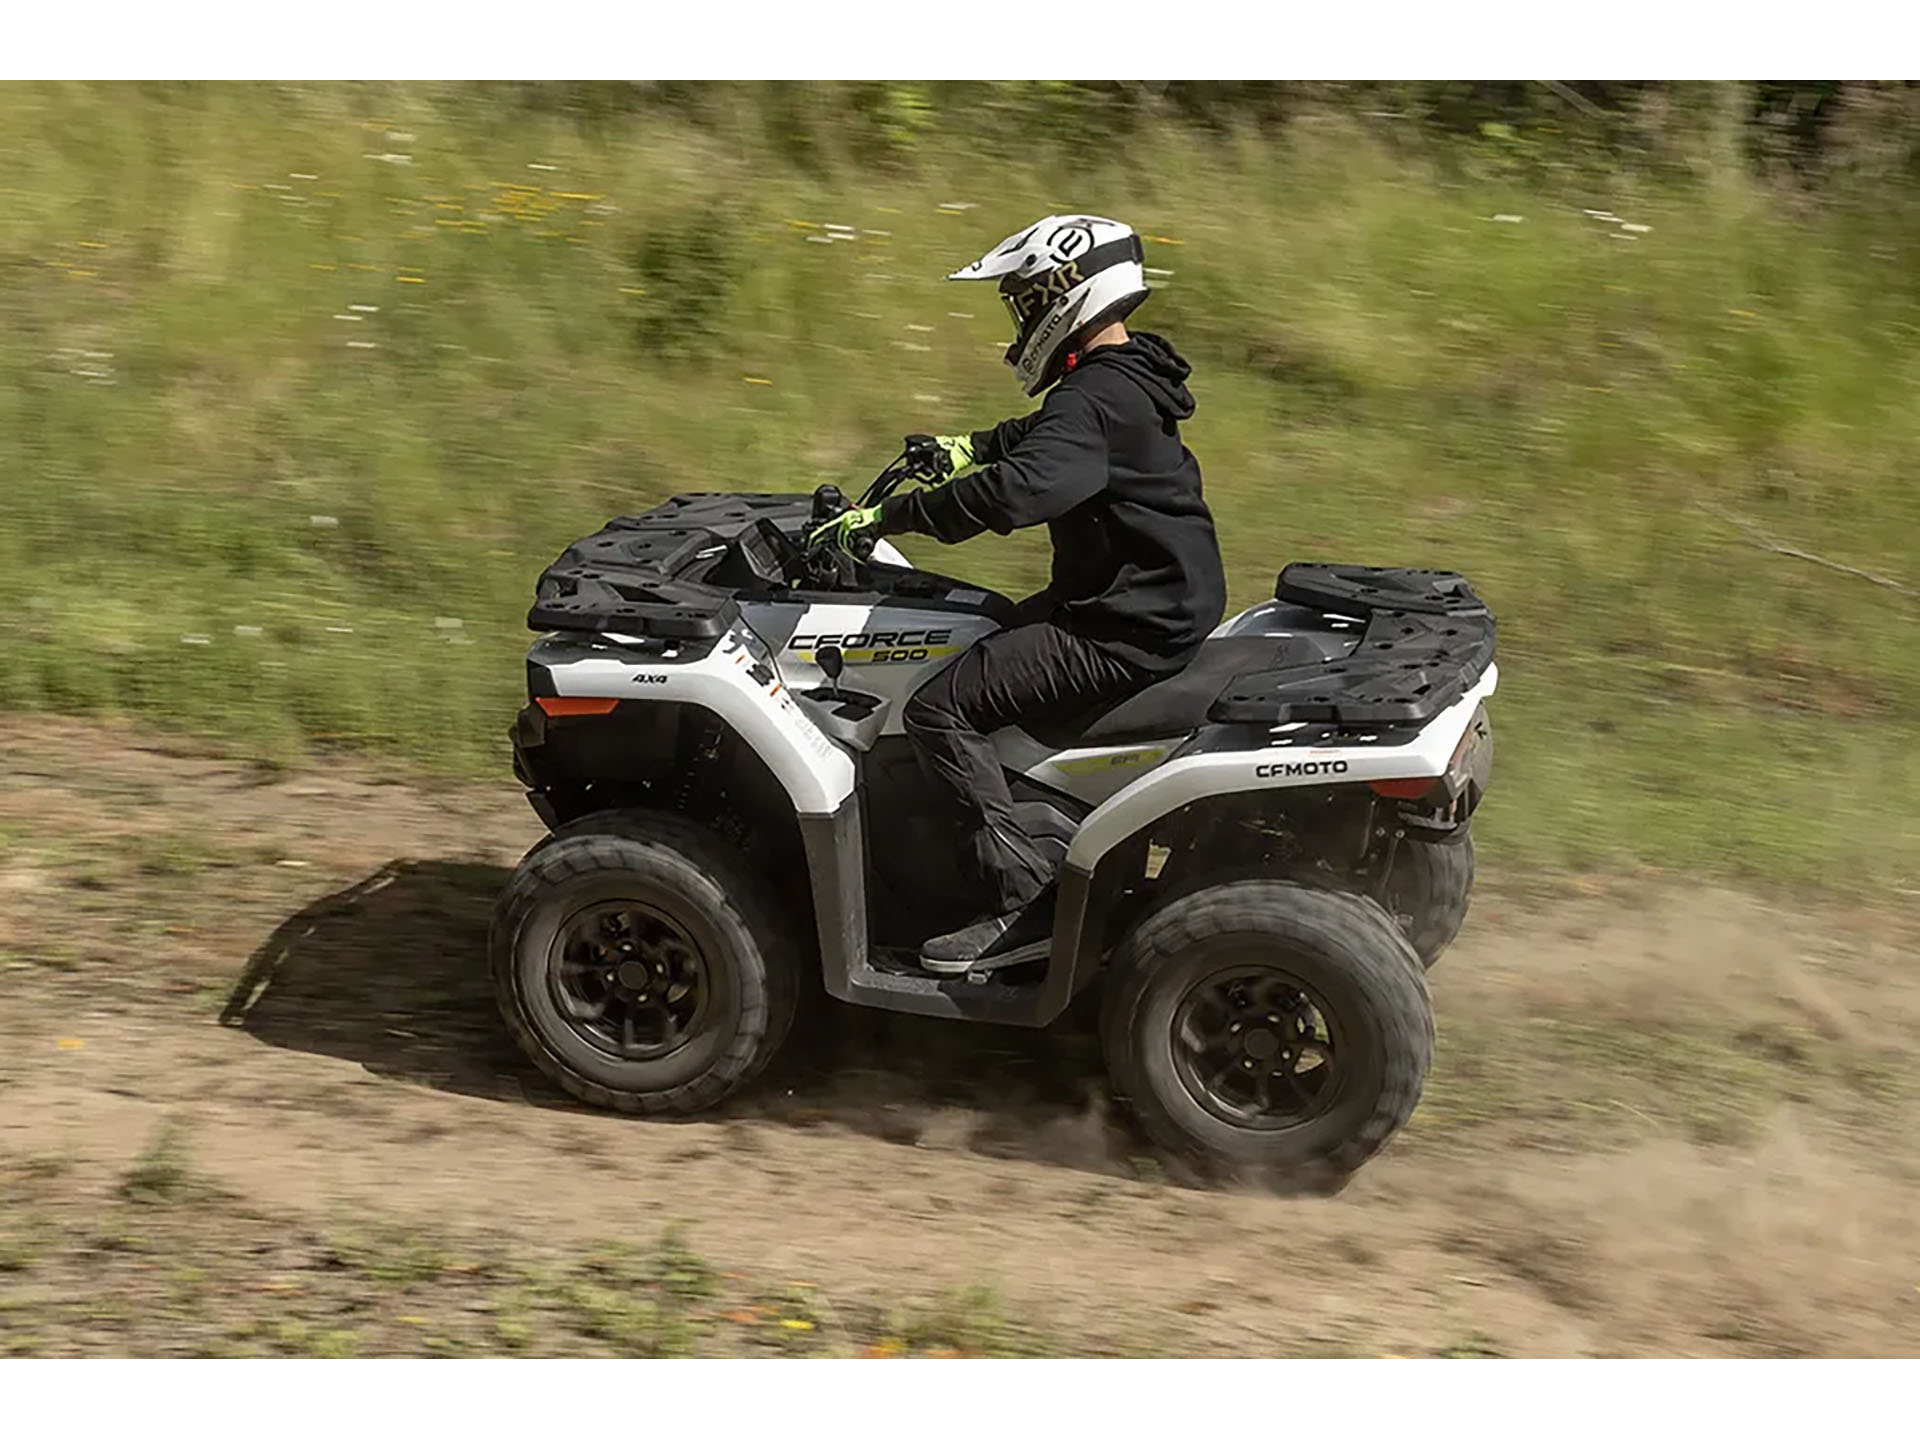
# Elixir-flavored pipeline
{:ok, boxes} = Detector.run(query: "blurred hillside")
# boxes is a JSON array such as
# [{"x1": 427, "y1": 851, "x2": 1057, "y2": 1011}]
[{"x1": 2, "y1": 82, "x2": 1916, "y2": 887}]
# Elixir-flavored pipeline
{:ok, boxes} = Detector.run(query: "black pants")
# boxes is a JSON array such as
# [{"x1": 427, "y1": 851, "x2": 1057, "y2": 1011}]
[{"x1": 903, "y1": 601, "x2": 1154, "y2": 915}]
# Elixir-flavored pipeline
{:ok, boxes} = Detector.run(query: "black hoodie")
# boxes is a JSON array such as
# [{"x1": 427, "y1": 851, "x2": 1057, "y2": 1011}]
[{"x1": 879, "y1": 331, "x2": 1228, "y2": 673}]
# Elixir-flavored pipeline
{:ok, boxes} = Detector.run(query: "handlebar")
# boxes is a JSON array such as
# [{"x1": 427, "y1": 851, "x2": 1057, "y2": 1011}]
[
  {"x1": 857, "y1": 448, "x2": 944, "y2": 510},
  {"x1": 782, "y1": 447, "x2": 947, "y2": 589}
]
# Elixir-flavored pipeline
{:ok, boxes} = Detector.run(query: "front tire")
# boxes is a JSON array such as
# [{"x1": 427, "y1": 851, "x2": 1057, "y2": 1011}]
[
  {"x1": 1101, "y1": 881, "x2": 1433, "y2": 1192},
  {"x1": 490, "y1": 811, "x2": 799, "y2": 1115}
]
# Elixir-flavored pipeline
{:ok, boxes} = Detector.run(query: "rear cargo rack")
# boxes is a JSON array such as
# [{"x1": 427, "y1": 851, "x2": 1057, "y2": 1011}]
[
  {"x1": 1274, "y1": 562, "x2": 1491, "y2": 618},
  {"x1": 1208, "y1": 563, "x2": 1496, "y2": 727}
]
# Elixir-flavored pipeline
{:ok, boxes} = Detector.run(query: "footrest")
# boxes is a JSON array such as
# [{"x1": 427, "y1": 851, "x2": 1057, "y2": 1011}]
[{"x1": 920, "y1": 940, "x2": 1051, "y2": 980}]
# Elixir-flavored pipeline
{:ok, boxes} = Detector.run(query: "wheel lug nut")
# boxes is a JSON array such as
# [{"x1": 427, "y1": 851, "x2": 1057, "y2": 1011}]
[{"x1": 1229, "y1": 1022, "x2": 1241, "y2": 1034}]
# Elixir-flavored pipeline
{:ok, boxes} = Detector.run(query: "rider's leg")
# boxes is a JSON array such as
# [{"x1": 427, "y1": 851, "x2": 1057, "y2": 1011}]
[{"x1": 903, "y1": 619, "x2": 1149, "y2": 964}]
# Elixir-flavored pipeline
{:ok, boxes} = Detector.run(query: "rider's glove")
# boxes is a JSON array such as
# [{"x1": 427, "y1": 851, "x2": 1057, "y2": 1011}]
[
  {"x1": 807, "y1": 503, "x2": 883, "y2": 555},
  {"x1": 904, "y1": 433, "x2": 976, "y2": 479}
]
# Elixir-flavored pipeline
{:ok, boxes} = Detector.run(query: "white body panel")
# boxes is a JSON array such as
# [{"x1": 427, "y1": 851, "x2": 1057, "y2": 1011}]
[
  {"x1": 1062, "y1": 664, "x2": 1499, "y2": 874},
  {"x1": 540, "y1": 575, "x2": 1494, "y2": 864},
  {"x1": 534, "y1": 625, "x2": 856, "y2": 816},
  {"x1": 742, "y1": 598, "x2": 1002, "y2": 738}
]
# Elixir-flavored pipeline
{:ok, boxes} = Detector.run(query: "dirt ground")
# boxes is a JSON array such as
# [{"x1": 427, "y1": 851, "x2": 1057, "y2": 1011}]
[{"x1": 1, "y1": 714, "x2": 1917, "y2": 1357}]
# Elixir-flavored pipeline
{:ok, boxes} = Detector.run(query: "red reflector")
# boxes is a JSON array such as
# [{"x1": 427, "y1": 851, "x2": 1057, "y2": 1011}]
[
  {"x1": 535, "y1": 696, "x2": 619, "y2": 717},
  {"x1": 1369, "y1": 777, "x2": 1438, "y2": 800}
]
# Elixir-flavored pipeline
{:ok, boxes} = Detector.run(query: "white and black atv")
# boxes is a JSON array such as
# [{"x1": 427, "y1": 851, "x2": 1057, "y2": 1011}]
[{"x1": 492, "y1": 453, "x2": 1496, "y2": 1189}]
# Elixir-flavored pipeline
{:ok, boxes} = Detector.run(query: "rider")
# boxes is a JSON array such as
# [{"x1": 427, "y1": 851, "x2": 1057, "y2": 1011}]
[{"x1": 811, "y1": 215, "x2": 1227, "y2": 967}]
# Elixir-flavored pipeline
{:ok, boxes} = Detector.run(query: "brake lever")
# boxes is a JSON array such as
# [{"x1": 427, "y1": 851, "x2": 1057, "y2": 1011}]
[{"x1": 858, "y1": 450, "x2": 944, "y2": 510}]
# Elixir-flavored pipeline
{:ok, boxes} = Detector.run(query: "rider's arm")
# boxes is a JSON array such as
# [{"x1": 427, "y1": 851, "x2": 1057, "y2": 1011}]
[
  {"x1": 968, "y1": 410, "x2": 1043, "y2": 466},
  {"x1": 881, "y1": 388, "x2": 1107, "y2": 542}
]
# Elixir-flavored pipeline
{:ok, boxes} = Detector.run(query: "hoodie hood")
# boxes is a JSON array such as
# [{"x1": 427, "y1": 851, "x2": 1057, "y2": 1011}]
[{"x1": 1074, "y1": 330, "x2": 1196, "y2": 421}]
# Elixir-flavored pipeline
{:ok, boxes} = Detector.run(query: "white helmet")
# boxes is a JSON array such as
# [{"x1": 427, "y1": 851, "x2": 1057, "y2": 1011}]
[{"x1": 949, "y1": 214, "x2": 1150, "y2": 397}]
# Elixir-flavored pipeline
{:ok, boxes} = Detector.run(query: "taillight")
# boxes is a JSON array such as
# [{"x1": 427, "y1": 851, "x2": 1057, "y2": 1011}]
[
  {"x1": 1368, "y1": 776, "x2": 1438, "y2": 800},
  {"x1": 1370, "y1": 721, "x2": 1477, "y2": 801},
  {"x1": 535, "y1": 696, "x2": 620, "y2": 717}
]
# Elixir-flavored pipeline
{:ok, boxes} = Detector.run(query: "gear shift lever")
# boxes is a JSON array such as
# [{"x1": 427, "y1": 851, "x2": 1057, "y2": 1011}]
[{"x1": 817, "y1": 645, "x2": 846, "y2": 703}]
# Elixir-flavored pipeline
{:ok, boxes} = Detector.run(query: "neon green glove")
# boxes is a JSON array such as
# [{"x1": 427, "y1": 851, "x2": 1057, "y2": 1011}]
[
  {"x1": 905, "y1": 433, "x2": 976, "y2": 478},
  {"x1": 807, "y1": 504, "x2": 883, "y2": 555}
]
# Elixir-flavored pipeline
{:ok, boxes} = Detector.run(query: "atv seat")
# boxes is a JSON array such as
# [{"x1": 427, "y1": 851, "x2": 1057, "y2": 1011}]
[{"x1": 1023, "y1": 635, "x2": 1325, "y2": 749}]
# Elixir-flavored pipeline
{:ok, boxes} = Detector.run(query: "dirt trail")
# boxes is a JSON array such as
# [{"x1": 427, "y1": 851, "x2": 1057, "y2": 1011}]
[{"x1": 1, "y1": 715, "x2": 1917, "y2": 1356}]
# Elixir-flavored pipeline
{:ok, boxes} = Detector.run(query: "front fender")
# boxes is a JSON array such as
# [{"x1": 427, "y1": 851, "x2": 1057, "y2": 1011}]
[{"x1": 530, "y1": 626, "x2": 856, "y2": 816}]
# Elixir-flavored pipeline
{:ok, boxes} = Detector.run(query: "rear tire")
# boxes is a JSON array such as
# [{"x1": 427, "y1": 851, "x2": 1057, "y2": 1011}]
[
  {"x1": 1383, "y1": 828, "x2": 1475, "y2": 968},
  {"x1": 1101, "y1": 880, "x2": 1433, "y2": 1192},
  {"x1": 490, "y1": 811, "x2": 799, "y2": 1116}
]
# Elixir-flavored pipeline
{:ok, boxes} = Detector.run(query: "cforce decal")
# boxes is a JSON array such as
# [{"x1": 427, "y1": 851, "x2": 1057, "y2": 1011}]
[
  {"x1": 788, "y1": 628, "x2": 957, "y2": 665},
  {"x1": 789, "y1": 629, "x2": 953, "y2": 649}
]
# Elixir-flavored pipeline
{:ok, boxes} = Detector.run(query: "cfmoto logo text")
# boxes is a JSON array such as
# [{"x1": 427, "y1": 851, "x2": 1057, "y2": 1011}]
[{"x1": 1255, "y1": 760, "x2": 1349, "y2": 778}]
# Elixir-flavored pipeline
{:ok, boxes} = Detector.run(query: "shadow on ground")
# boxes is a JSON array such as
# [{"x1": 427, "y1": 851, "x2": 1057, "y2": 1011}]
[{"x1": 223, "y1": 860, "x2": 1144, "y2": 1177}]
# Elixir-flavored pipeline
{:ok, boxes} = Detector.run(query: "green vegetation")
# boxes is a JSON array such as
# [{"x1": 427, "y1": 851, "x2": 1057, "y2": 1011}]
[
  {"x1": 118, "y1": 1121, "x2": 198, "y2": 1205},
  {"x1": 0, "y1": 1153, "x2": 1053, "y2": 1358},
  {"x1": 320, "y1": 1223, "x2": 453, "y2": 1287},
  {"x1": 1417, "y1": 1010, "x2": 1915, "y2": 1148},
  {"x1": 2, "y1": 83, "x2": 1916, "y2": 887},
  {"x1": 894, "y1": 1282, "x2": 1051, "y2": 1358}
]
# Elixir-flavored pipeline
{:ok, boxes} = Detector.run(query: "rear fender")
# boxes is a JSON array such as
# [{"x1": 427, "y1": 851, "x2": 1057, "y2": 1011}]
[
  {"x1": 1060, "y1": 664, "x2": 1497, "y2": 879},
  {"x1": 1044, "y1": 668, "x2": 1496, "y2": 992}
]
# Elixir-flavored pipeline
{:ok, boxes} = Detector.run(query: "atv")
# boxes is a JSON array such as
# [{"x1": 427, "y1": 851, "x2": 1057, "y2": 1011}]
[{"x1": 492, "y1": 452, "x2": 1496, "y2": 1190}]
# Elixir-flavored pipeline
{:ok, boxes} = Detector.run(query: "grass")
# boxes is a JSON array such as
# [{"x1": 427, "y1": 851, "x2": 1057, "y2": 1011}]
[
  {"x1": 894, "y1": 1283, "x2": 1052, "y2": 1358},
  {"x1": 1416, "y1": 1008, "x2": 1915, "y2": 1148},
  {"x1": 0, "y1": 1211, "x2": 50, "y2": 1274},
  {"x1": 130, "y1": 831, "x2": 225, "y2": 878},
  {"x1": 1, "y1": 84, "x2": 1917, "y2": 889},
  {"x1": 0, "y1": 1156, "x2": 1058, "y2": 1358},
  {"x1": 321, "y1": 1224, "x2": 452, "y2": 1287},
  {"x1": 118, "y1": 1120, "x2": 198, "y2": 1204},
  {"x1": 539, "y1": 1233, "x2": 719, "y2": 1356}
]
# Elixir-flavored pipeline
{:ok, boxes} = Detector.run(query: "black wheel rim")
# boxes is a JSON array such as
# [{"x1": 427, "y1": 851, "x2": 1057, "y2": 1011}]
[
  {"x1": 547, "y1": 901, "x2": 712, "y2": 1062},
  {"x1": 1170, "y1": 964, "x2": 1345, "y2": 1131}
]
